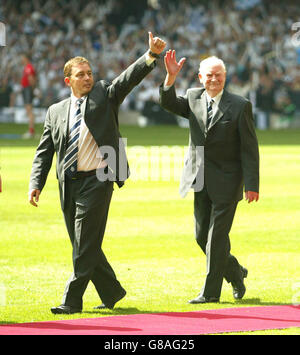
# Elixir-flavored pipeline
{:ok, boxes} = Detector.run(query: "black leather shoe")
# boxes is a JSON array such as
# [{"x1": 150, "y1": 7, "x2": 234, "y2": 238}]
[
  {"x1": 232, "y1": 267, "x2": 248, "y2": 299},
  {"x1": 51, "y1": 304, "x2": 82, "y2": 314},
  {"x1": 94, "y1": 289, "x2": 126, "y2": 310},
  {"x1": 188, "y1": 295, "x2": 220, "y2": 304}
]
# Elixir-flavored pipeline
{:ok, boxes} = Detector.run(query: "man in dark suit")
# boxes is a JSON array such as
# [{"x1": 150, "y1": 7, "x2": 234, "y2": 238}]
[
  {"x1": 29, "y1": 32, "x2": 166, "y2": 314},
  {"x1": 160, "y1": 50, "x2": 259, "y2": 303}
]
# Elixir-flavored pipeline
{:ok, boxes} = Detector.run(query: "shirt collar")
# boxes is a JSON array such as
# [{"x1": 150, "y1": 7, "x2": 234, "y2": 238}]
[
  {"x1": 206, "y1": 89, "x2": 223, "y2": 106},
  {"x1": 71, "y1": 94, "x2": 87, "y2": 105}
]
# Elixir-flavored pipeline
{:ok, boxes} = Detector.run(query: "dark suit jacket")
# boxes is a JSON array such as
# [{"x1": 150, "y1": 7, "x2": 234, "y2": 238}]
[
  {"x1": 159, "y1": 85, "x2": 259, "y2": 203},
  {"x1": 30, "y1": 54, "x2": 155, "y2": 208}
]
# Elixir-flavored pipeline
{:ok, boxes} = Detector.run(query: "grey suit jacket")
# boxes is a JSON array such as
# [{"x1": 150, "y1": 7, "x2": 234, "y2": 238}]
[
  {"x1": 159, "y1": 85, "x2": 260, "y2": 203},
  {"x1": 30, "y1": 54, "x2": 155, "y2": 209}
]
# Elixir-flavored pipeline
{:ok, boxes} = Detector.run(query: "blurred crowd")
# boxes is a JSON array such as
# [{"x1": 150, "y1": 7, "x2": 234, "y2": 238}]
[{"x1": 0, "y1": 0, "x2": 299, "y2": 127}]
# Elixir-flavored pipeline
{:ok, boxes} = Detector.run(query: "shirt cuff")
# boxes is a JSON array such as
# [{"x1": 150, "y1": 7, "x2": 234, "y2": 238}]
[
  {"x1": 145, "y1": 52, "x2": 156, "y2": 66},
  {"x1": 163, "y1": 84, "x2": 172, "y2": 91}
]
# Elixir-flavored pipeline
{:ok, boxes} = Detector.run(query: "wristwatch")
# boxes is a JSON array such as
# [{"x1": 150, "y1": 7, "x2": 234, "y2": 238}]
[{"x1": 148, "y1": 50, "x2": 161, "y2": 59}]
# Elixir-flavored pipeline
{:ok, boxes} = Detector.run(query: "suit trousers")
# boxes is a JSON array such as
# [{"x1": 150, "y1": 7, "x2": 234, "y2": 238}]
[
  {"x1": 194, "y1": 186, "x2": 243, "y2": 298},
  {"x1": 61, "y1": 174, "x2": 124, "y2": 309}
]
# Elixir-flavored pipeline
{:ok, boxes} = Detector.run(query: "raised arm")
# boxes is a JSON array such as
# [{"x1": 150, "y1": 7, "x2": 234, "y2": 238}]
[
  {"x1": 109, "y1": 32, "x2": 166, "y2": 106},
  {"x1": 159, "y1": 50, "x2": 189, "y2": 118}
]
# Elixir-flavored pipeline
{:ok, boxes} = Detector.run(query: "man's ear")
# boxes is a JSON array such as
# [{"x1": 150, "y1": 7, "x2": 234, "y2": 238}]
[
  {"x1": 198, "y1": 73, "x2": 203, "y2": 84},
  {"x1": 64, "y1": 77, "x2": 70, "y2": 87}
]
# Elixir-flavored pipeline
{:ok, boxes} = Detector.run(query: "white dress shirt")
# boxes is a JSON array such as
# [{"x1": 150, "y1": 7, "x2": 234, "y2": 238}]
[
  {"x1": 205, "y1": 89, "x2": 223, "y2": 117},
  {"x1": 69, "y1": 94, "x2": 106, "y2": 171}
]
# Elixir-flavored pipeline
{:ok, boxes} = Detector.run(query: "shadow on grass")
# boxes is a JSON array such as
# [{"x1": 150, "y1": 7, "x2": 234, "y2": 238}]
[
  {"x1": 234, "y1": 298, "x2": 294, "y2": 306},
  {"x1": 0, "y1": 321, "x2": 18, "y2": 325},
  {"x1": 82, "y1": 299, "x2": 296, "y2": 317}
]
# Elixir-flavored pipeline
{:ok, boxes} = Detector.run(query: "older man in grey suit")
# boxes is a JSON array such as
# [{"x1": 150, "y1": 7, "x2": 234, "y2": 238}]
[
  {"x1": 160, "y1": 50, "x2": 259, "y2": 303},
  {"x1": 29, "y1": 32, "x2": 166, "y2": 314}
]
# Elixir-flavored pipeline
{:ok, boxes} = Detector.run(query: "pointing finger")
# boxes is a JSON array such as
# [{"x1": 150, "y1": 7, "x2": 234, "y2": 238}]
[{"x1": 148, "y1": 31, "x2": 154, "y2": 42}]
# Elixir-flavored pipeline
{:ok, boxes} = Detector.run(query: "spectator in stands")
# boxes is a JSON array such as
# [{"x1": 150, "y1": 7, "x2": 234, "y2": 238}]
[
  {"x1": 226, "y1": 73, "x2": 251, "y2": 98},
  {"x1": 0, "y1": 77, "x2": 12, "y2": 107},
  {"x1": 255, "y1": 72, "x2": 275, "y2": 129},
  {"x1": 0, "y1": 0, "x2": 299, "y2": 126},
  {"x1": 20, "y1": 53, "x2": 37, "y2": 139}
]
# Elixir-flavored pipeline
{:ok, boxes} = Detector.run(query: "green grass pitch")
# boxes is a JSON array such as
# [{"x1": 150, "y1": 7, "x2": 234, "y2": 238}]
[{"x1": 0, "y1": 124, "x2": 299, "y2": 335}]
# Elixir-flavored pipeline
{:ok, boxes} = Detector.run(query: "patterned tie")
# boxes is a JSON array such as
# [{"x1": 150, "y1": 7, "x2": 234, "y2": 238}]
[
  {"x1": 64, "y1": 98, "x2": 84, "y2": 177},
  {"x1": 206, "y1": 98, "x2": 214, "y2": 128}
]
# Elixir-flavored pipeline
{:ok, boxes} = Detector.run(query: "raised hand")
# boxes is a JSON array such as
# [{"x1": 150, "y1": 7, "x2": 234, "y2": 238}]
[
  {"x1": 164, "y1": 50, "x2": 186, "y2": 76},
  {"x1": 164, "y1": 50, "x2": 186, "y2": 86},
  {"x1": 148, "y1": 32, "x2": 166, "y2": 55}
]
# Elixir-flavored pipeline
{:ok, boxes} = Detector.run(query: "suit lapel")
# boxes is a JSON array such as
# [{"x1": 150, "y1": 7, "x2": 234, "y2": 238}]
[
  {"x1": 193, "y1": 90, "x2": 207, "y2": 134},
  {"x1": 208, "y1": 90, "x2": 231, "y2": 131},
  {"x1": 84, "y1": 94, "x2": 96, "y2": 120},
  {"x1": 61, "y1": 98, "x2": 71, "y2": 141}
]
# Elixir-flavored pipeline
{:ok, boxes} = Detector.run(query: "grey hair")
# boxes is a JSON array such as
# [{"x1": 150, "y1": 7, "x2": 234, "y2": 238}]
[{"x1": 199, "y1": 56, "x2": 226, "y2": 74}]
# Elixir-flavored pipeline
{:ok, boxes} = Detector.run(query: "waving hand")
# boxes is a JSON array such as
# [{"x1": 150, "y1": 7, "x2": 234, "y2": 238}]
[{"x1": 163, "y1": 50, "x2": 186, "y2": 87}]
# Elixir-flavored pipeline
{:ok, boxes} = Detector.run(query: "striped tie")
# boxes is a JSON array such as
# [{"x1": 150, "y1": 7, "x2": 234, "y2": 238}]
[
  {"x1": 64, "y1": 98, "x2": 84, "y2": 177},
  {"x1": 206, "y1": 99, "x2": 214, "y2": 128}
]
